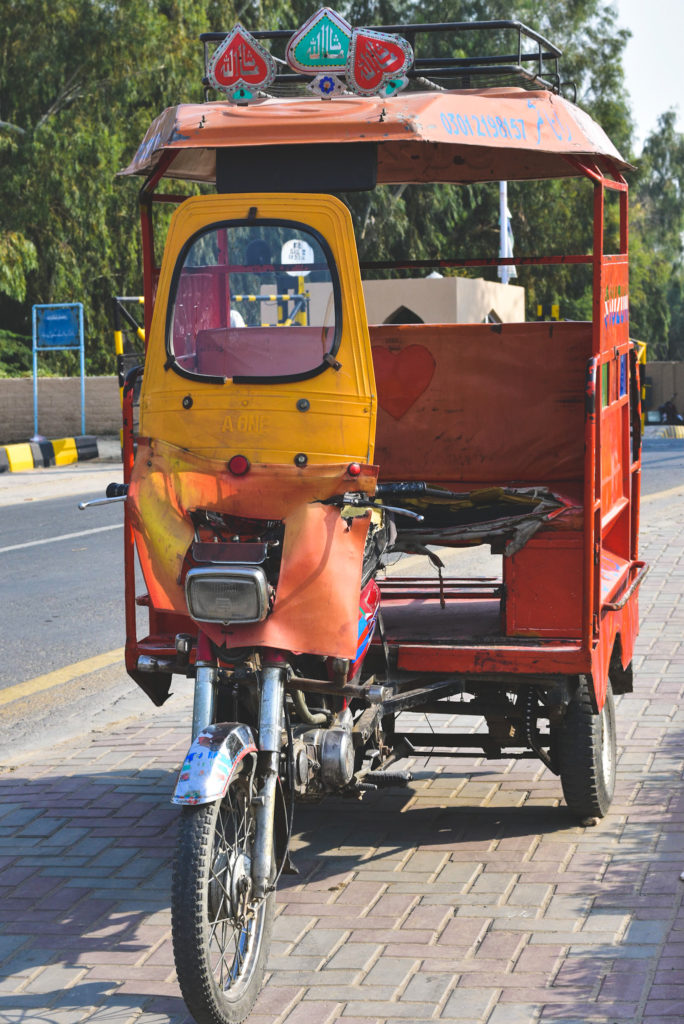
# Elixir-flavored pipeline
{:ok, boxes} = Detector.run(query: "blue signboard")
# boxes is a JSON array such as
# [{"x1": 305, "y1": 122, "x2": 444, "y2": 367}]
[
  {"x1": 32, "y1": 303, "x2": 85, "y2": 436},
  {"x1": 35, "y1": 305, "x2": 82, "y2": 349}
]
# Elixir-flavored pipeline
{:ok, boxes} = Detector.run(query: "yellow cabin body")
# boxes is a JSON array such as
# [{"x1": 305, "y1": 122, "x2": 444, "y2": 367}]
[{"x1": 140, "y1": 193, "x2": 377, "y2": 465}]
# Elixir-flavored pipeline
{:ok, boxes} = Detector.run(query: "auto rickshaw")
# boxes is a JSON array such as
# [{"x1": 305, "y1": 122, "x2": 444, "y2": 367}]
[{"x1": 104, "y1": 13, "x2": 645, "y2": 1023}]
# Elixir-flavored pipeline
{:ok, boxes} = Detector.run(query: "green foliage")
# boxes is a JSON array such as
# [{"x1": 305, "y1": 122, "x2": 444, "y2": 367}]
[
  {"x1": 0, "y1": 231, "x2": 37, "y2": 302},
  {"x1": 0, "y1": 328, "x2": 31, "y2": 375},
  {"x1": 0, "y1": 0, "x2": 294, "y2": 375},
  {"x1": 627, "y1": 111, "x2": 684, "y2": 359},
  {"x1": 0, "y1": 0, "x2": 683, "y2": 374}
]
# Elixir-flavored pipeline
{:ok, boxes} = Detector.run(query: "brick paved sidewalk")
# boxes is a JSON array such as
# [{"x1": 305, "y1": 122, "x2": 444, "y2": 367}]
[{"x1": 1, "y1": 492, "x2": 683, "y2": 1024}]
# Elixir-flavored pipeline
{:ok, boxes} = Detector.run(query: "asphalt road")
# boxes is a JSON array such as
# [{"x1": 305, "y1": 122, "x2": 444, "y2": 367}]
[
  {"x1": 0, "y1": 438, "x2": 681, "y2": 761},
  {"x1": 0, "y1": 491, "x2": 124, "y2": 686},
  {"x1": 0, "y1": 461, "x2": 159, "y2": 761},
  {"x1": 640, "y1": 436, "x2": 684, "y2": 495}
]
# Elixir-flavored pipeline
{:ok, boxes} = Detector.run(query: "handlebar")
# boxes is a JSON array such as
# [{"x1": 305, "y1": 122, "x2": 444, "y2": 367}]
[{"x1": 78, "y1": 482, "x2": 129, "y2": 511}]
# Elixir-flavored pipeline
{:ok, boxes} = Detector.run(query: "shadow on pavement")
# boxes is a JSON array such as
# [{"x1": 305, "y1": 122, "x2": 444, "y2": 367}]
[{"x1": 0, "y1": 754, "x2": 599, "y2": 1023}]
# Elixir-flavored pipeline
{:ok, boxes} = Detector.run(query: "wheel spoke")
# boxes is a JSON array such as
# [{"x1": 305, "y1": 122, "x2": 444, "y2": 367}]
[
  {"x1": 172, "y1": 772, "x2": 274, "y2": 1017},
  {"x1": 209, "y1": 866, "x2": 232, "y2": 908},
  {"x1": 218, "y1": 919, "x2": 226, "y2": 988},
  {"x1": 230, "y1": 927, "x2": 249, "y2": 982},
  {"x1": 206, "y1": 790, "x2": 255, "y2": 990},
  {"x1": 215, "y1": 916, "x2": 241, "y2": 988},
  {"x1": 207, "y1": 888, "x2": 228, "y2": 948}
]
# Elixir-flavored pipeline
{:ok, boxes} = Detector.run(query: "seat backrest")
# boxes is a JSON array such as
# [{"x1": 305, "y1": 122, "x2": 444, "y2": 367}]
[
  {"x1": 370, "y1": 321, "x2": 591, "y2": 484},
  {"x1": 195, "y1": 326, "x2": 330, "y2": 378}
]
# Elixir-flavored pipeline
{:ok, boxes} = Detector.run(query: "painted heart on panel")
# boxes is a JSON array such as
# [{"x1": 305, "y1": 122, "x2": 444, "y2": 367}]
[{"x1": 372, "y1": 344, "x2": 436, "y2": 420}]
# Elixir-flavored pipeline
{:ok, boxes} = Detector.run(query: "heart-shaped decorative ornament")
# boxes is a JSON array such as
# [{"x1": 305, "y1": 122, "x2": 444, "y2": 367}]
[
  {"x1": 207, "y1": 24, "x2": 276, "y2": 99},
  {"x1": 372, "y1": 344, "x2": 436, "y2": 420},
  {"x1": 347, "y1": 28, "x2": 413, "y2": 96},
  {"x1": 286, "y1": 7, "x2": 352, "y2": 74}
]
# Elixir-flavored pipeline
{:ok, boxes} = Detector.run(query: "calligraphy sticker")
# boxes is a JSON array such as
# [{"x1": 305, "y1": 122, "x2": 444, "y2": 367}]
[
  {"x1": 347, "y1": 28, "x2": 413, "y2": 97},
  {"x1": 286, "y1": 7, "x2": 352, "y2": 74},
  {"x1": 207, "y1": 23, "x2": 276, "y2": 100}
]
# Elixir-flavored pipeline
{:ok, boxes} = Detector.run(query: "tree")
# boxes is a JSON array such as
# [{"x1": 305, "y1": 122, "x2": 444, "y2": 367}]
[
  {"x1": 629, "y1": 111, "x2": 684, "y2": 359},
  {"x1": 0, "y1": 230, "x2": 37, "y2": 303},
  {"x1": 5, "y1": 0, "x2": 682, "y2": 372},
  {"x1": 0, "y1": 0, "x2": 295, "y2": 375}
]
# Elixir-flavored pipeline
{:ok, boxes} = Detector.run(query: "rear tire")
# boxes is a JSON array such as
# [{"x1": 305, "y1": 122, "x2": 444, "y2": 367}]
[
  {"x1": 172, "y1": 769, "x2": 275, "y2": 1024},
  {"x1": 555, "y1": 675, "x2": 617, "y2": 820}
]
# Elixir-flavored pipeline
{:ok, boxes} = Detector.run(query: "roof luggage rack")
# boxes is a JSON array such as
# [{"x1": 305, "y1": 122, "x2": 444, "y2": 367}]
[{"x1": 200, "y1": 19, "x2": 570, "y2": 100}]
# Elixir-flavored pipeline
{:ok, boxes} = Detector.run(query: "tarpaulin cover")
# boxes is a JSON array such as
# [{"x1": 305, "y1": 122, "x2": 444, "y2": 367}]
[
  {"x1": 121, "y1": 88, "x2": 629, "y2": 185},
  {"x1": 128, "y1": 439, "x2": 376, "y2": 659}
]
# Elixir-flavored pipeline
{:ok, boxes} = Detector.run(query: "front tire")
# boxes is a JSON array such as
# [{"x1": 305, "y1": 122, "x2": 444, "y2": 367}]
[
  {"x1": 172, "y1": 768, "x2": 275, "y2": 1024},
  {"x1": 555, "y1": 675, "x2": 617, "y2": 820}
]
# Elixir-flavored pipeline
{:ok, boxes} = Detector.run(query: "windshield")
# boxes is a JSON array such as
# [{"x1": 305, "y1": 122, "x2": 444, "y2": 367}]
[{"x1": 167, "y1": 220, "x2": 340, "y2": 382}]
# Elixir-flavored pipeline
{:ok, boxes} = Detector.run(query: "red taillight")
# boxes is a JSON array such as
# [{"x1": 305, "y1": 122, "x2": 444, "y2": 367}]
[
  {"x1": 347, "y1": 462, "x2": 362, "y2": 476},
  {"x1": 228, "y1": 454, "x2": 250, "y2": 476}
]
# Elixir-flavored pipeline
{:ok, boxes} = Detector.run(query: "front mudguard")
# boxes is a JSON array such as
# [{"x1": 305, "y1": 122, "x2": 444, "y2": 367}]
[{"x1": 172, "y1": 722, "x2": 257, "y2": 806}]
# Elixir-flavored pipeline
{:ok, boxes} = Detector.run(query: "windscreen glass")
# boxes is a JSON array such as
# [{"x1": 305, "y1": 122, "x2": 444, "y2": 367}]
[{"x1": 168, "y1": 221, "x2": 338, "y2": 380}]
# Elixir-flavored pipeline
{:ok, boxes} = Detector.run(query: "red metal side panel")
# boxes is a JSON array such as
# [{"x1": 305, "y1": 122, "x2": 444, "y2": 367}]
[
  {"x1": 397, "y1": 643, "x2": 591, "y2": 675},
  {"x1": 504, "y1": 533, "x2": 583, "y2": 638},
  {"x1": 591, "y1": 597, "x2": 638, "y2": 707},
  {"x1": 589, "y1": 195, "x2": 633, "y2": 708},
  {"x1": 600, "y1": 401, "x2": 625, "y2": 514}
]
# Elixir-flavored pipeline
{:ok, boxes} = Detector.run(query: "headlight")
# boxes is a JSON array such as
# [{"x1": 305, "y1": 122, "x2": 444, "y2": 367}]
[{"x1": 185, "y1": 566, "x2": 269, "y2": 624}]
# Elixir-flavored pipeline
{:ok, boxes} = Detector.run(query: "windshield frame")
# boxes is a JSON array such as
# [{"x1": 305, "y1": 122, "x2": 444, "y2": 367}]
[{"x1": 164, "y1": 216, "x2": 343, "y2": 385}]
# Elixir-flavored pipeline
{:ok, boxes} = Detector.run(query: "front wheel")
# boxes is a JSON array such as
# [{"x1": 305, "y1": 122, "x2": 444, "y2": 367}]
[
  {"x1": 171, "y1": 768, "x2": 275, "y2": 1024},
  {"x1": 555, "y1": 675, "x2": 617, "y2": 820}
]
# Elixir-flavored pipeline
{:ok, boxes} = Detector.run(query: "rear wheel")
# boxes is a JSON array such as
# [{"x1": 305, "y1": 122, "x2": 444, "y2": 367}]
[
  {"x1": 172, "y1": 768, "x2": 275, "y2": 1024},
  {"x1": 555, "y1": 675, "x2": 617, "y2": 820}
]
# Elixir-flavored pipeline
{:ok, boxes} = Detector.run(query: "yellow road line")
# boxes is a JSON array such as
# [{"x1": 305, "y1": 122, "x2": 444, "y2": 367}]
[
  {"x1": 642, "y1": 483, "x2": 684, "y2": 504},
  {"x1": 0, "y1": 648, "x2": 125, "y2": 708}
]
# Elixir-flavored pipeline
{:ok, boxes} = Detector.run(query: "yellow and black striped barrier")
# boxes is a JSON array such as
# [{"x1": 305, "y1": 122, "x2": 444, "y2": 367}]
[
  {"x1": 114, "y1": 296, "x2": 145, "y2": 410},
  {"x1": 233, "y1": 293, "x2": 295, "y2": 302},
  {"x1": 0, "y1": 435, "x2": 99, "y2": 473}
]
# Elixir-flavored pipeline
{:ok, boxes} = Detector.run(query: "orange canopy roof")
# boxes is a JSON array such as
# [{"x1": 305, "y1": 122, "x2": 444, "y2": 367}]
[{"x1": 121, "y1": 87, "x2": 629, "y2": 185}]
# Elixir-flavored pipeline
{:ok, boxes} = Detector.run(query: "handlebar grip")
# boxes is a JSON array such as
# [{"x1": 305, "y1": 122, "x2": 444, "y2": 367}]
[{"x1": 106, "y1": 482, "x2": 129, "y2": 499}]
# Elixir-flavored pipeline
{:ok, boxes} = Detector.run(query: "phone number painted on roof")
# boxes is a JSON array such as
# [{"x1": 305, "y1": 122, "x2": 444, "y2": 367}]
[
  {"x1": 439, "y1": 101, "x2": 571, "y2": 147},
  {"x1": 441, "y1": 111, "x2": 527, "y2": 141}
]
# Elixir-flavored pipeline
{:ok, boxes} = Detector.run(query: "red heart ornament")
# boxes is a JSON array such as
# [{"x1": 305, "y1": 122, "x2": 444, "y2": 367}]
[
  {"x1": 348, "y1": 29, "x2": 412, "y2": 95},
  {"x1": 372, "y1": 344, "x2": 436, "y2": 420},
  {"x1": 208, "y1": 25, "x2": 275, "y2": 91}
]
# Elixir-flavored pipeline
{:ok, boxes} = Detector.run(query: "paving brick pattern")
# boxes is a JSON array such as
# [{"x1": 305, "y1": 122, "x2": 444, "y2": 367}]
[{"x1": 1, "y1": 490, "x2": 683, "y2": 1024}]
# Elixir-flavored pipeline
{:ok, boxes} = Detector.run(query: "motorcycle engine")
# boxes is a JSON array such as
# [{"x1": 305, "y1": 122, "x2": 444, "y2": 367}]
[{"x1": 290, "y1": 708, "x2": 355, "y2": 796}]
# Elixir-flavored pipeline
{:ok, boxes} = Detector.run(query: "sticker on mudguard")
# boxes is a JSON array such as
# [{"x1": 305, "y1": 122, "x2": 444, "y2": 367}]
[{"x1": 172, "y1": 722, "x2": 257, "y2": 805}]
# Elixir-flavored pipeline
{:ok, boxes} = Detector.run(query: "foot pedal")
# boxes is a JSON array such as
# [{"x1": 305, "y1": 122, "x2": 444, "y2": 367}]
[{"x1": 364, "y1": 769, "x2": 413, "y2": 788}]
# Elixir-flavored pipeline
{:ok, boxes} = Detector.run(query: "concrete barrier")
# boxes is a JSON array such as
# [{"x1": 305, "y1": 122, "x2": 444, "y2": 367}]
[
  {"x1": 0, "y1": 376, "x2": 120, "y2": 444},
  {"x1": 0, "y1": 435, "x2": 99, "y2": 473}
]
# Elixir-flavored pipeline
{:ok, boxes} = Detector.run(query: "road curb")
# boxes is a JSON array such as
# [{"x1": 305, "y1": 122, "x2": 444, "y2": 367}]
[{"x1": 0, "y1": 435, "x2": 99, "y2": 472}]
